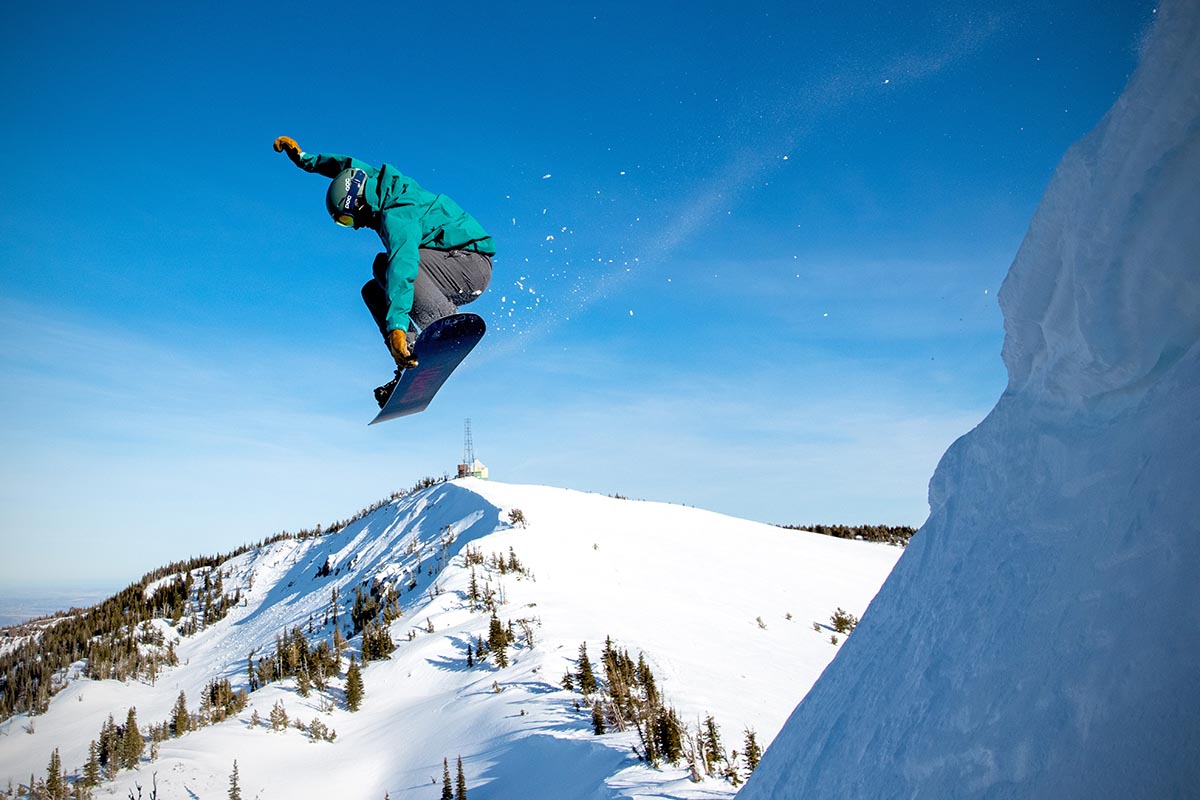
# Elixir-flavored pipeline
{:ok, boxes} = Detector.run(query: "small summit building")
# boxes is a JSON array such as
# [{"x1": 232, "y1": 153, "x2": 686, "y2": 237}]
[{"x1": 457, "y1": 459, "x2": 489, "y2": 480}]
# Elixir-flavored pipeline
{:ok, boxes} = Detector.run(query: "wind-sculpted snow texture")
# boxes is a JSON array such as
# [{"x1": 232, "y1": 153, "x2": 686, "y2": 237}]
[
  {"x1": 738, "y1": 4, "x2": 1200, "y2": 799},
  {"x1": 0, "y1": 481, "x2": 900, "y2": 799}
]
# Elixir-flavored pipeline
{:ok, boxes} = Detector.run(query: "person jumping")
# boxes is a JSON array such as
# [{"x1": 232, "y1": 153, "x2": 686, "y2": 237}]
[{"x1": 273, "y1": 136, "x2": 495, "y2": 407}]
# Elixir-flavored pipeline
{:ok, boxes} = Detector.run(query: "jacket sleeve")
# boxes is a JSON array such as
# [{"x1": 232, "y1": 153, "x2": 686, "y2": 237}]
[
  {"x1": 379, "y1": 207, "x2": 422, "y2": 333},
  {"x1": 290, "y1": 151, "x2": 378, "y2": 179}
]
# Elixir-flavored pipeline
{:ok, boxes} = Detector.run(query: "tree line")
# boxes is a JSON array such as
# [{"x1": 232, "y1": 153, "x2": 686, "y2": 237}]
[{"x1": 777, "y1": 522, "x2": 917, "y2": 546}]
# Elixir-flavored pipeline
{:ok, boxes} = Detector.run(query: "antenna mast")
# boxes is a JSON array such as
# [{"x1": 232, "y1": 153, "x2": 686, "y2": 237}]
[{"x1": 463, "y1": 418, "x2": 475, "y2": 469}]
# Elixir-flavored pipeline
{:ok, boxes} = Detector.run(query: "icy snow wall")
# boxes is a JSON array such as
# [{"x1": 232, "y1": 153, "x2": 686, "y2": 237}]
[{"x1": 738, "y1": 4, "x2": 1200, "y2": 799}]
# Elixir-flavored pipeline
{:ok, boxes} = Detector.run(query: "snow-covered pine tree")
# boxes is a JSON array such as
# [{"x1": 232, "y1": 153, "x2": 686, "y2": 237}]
[
  {"x1": 172, "y1": 691, "x2": 190, "y2": 737},
  {"x1": 441, "y1": 758, "x2": 453, "y2": 800},
  {"x1": 345, "y1": 657, "x2": 364, "y2": 711},
  {"x1": 487, "y1": 612, "x2": 508, "y2": 668},
  {"x1": 702, "y1": 715, "x2": 723, "y2": 774},
  {"x1": 121, "y1": 706, "x2": 144, "y2": 768},
  {"x1": 97, "y1": 714, "x2": 117, "y2": 769},
  {"x1": 332, "y1": 626, "x2": 347, "y2": 671},
  {"x1": 83, "y1": 740, "x2": 101, "y2": 788},
  {"x1": 247, "y1": 650, "x2": 261, "y2": 692},
  {"x1": 45, "y1": 748, "x2": 63, "y2": 799},
  {"x1": 269, "y1": 700, "x2": 288, "y2": 731},
  {"x1": 455, "y1": 756, "x2": 467, "y2": 800},
  {"x1": 743, "y1": 728, "x2": 762, "y2": 778},
  {"x1": 592, "y1": 701, "x2": 606, "y2": 735},
  {"x1": 228, "y1": 759, "x2": 242, "y2": 800},
  {"x1": 636, "y1": 653, "x2": 658, "y2": 708},
  {"x1": 653, "y1": 707, "x2": 684, "y2": 765},
  {"x1": 577, "y1": 643, "x2": 598, "y2": 695}
]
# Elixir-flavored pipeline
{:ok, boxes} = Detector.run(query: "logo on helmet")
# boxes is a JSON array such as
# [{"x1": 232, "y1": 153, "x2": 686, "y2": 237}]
[{"x1": 328, "y1": 168, "x2": 369, "y2": 226}]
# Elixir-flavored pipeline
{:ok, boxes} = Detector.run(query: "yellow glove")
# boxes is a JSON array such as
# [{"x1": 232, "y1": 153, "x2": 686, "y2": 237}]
[
  {"x1": 273, "y1": 136, "x2": 301, "y2": 159},
  {"x1": 386, "y1": 329, "x2": 418, "y2": 369}
]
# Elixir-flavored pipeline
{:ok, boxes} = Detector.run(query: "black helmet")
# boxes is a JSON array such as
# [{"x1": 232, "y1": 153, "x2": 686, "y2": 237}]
[{"x1": 326, "y1": 168, "x2": 370, "y2": 227}]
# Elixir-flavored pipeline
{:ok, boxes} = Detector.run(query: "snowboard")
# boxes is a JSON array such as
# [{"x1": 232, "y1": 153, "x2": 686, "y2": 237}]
[{"x1": 369, "y1": 313, "x2": 486, "y2": 424}]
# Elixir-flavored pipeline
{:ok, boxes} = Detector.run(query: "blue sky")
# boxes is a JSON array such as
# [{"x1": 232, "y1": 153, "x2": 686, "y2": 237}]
[{"x1": 0, "y1": 1, "x2": 1155, "y2": 589}]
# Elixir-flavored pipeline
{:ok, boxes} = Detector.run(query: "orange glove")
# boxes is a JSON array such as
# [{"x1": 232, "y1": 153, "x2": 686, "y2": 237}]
[
  {"x1": 273, "y1": 136, "x2": 301, "y2": 159},
  {"x1": 387, "y1": 329, "x2": 418, "y2": 369}
]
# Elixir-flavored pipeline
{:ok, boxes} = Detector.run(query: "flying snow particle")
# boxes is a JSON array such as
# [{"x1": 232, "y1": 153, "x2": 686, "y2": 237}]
[
  {"x1": 783, "y1": 155, "x2": 789, "y2": 160},
  {"x1": 629, "y1": 310, "x2": 634, "y2": 316},
  {"x1": 620, "y1": 171, "x2": 626, "y2": 175},
  {"x1": 546, "y1": 235, "x2": 555, "y2": 241},
  {"x1": 884, "y1": 79, "x2": 891, "y2": 85},
  {"x1": 542, "y1": 174, "x2": 552, "y2": 179},
  {"x1": 823, "y1": 313, "x2": 829, "y2": 318}
]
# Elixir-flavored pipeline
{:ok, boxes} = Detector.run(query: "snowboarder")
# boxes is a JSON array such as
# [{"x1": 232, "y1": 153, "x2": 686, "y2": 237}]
[{"x1": 273, "y1": 136, "x2": 495, "y2": 406}]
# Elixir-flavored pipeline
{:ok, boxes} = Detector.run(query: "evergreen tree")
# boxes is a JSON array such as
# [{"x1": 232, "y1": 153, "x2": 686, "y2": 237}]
[
  {"x1": 577, "y1": 643, "x2": 598, "y2": 695},
  {"x1": 199, "y1": 684, "x2": 215, "y2": 725},
  {"x1": 487, "y1": 612, "x2": 508, "y2": 668},
  {"x1": 743, "y1": 728, "x2": 762, "y2": 777},
  {"x1": 228, "y1": 759, "x2": 242, "y2": 800},
  {"x1": 592, "y1": 701, "x2": 606, "y2": 735},
  {"x1": 652, "y1": 708, "x2": 684, "y2": 765},
  {"x1": 97, "y1": 714, "x2": 117, "y2": 768},
  {"x1": 455, "y1": 756, "x2": 467, "y2": 800},
  {"x1": 345, "y1": 657, "x2": 364, "y2": 711},
  {"x1": 332, "y1": 627, "x2": 347, "y2": 671},
  {"x1": 636, "y1": 653, "x2": 658, "y2": 708},
  {"x1": 296, "y1": 667, "x2": 311, "y2": 698},
  {"x1": 172, "y1": 691, "x2": 190, "y2": 737},
  {"x1": 702, "y1": 716, "x2": 723, "y2": 774},
  {"x1": 269, "y1": 700, "x2": 289, "y2": 731},
  {"x1": 46, "y1": 748, "x2": 63, "y2": 799},
  {"x1": 83, "y1": 740, "x2": 101, "y2": 788},
  {"x1": 121, "y1": 707, "x2": 144, "y2": 769},
  {"x1": 441, "y1": 758, "x2": 453, "y2": 800}
]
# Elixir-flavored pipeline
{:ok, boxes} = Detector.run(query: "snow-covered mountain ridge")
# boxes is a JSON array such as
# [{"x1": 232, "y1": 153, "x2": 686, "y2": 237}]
[
  {"x1": 737, "y1": 3, "x2": 1200, "y2": 798},
  {"x1": 1, "y1": 479, "x2": 900, "y2": 799}
]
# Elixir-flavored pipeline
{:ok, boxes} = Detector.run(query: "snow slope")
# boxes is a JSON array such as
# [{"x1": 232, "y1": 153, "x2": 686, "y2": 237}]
[
  {"x1": 0, "y1": 480, "x2": 900, "y2": 799},
  {"x1": 738, "y1": 3, "x2": 1200, "y2": 799}
]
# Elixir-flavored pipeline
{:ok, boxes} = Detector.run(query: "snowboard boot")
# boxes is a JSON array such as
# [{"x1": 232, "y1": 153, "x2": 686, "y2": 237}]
[{"x1": 374, "y1": 370, "x2": 403, "y2": 409}]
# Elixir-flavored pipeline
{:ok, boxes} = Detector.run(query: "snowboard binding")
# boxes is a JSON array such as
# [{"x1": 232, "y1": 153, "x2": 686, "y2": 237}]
[{"x1": 374, "y1": 370, "x2": 403, "y2": 408}]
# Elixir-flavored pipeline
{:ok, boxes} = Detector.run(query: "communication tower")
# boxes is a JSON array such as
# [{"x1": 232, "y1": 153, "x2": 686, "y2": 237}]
[
  {"x1": 463, "y1": 418, "x2": 475, "y2": 468},
  {"x1": 458, "y1": 419, "x2": 488, "y2": 479}
]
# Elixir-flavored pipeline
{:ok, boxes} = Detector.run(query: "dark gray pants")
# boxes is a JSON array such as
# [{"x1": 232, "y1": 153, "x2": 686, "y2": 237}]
[{"x1": 362, "y1": 248, "x2": 492, "y2": 339}]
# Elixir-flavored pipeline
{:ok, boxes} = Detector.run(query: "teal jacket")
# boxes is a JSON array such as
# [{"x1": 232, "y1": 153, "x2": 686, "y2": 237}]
[{"x1": 292, "y1": 151, "x2": 495, "y2": 333}]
